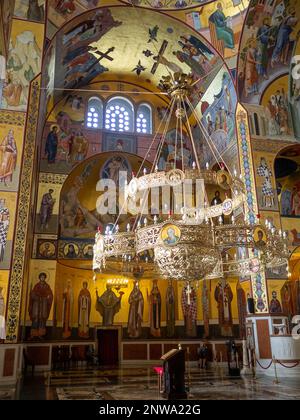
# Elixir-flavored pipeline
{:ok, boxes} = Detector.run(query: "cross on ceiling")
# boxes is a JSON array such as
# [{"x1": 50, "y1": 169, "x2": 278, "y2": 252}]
[
  {"x1": 94, "y1": 47, "x2": 115, "y2": 62},
  {"x1": 151, "y1": 40, "x2": 169, "y2": 75},
  {"x1": 86, "y1": 47, "x2": 115, "y2": 73}
]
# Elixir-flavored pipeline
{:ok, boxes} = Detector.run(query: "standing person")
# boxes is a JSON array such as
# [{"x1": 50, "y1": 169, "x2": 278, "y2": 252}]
[
  {"x1": 0, "y1": 53, "x2": 6, "y2": 107},
  {"x1": 202, "y1": 280, "x2": 210, "y2": 339},
  {"x1": 67, "y1": 131, "x2": 75, "y2": 163},
  {"x1": 269, "y1": 291, "x2": 282, "y2": 313},
  {"x1": 271, "y1": 7, "x2": 298, "y2": 67},
  {"x1": 244, "y1": 38, "x2": 259, "y2": 97},
  {"x1": 0, "y1": 129, "x2": 17, "y2": 186},
  {"x1": 181, "y1": 283, "x2": 197, "y2": 338},
  {"x1": 96, "y1": 284, "x2": 123, "y2": 326},
  {"x1": 128, "y1": 282, "x2": 144, "y2": 338},
  {"x1": 62, "y1": 279, "x2": 73, "y2": 339},
  {"x1": 78, "y1": 281, "x2": 91, "y2": 338},
  {"x1": 256, "y1": 157, "x2": 274, "y2": 208},
  {"x1": 39, "y1": 189, "x2": 55, "y2": 231},
  {"x1": 166, "y1": 280, "x2": 175, "y2": 338},
  {"x1": 148, "y1": 280, "x2": 161, "y2": 337},
  {"x1": 214, "y1": 281, "x2": 233, "y2": 337},
  {"x1": 256, "y1": 18, "x2": 271, "y2": 80},
  {"x1": 27, "y1": 0, "x2": 45, "y2": 21},
  {"x1": 0, "y1": 198, "x2": 9, "y2": 262},
  {"x1": 0, "y1": 286, "x2": 6, "y2": 340},
  {"x1": 45, "y1": 126, "x2": 58, "y2": 164},
  {"x1": 198, "y1": 344, "x2": 209, "y2": 369},
  {"x1": 292, "y1": 186, "x2": 300, "y2": 216},
  {"x1": 28, "y1": 272, "x2": 53, "y2": 339}
]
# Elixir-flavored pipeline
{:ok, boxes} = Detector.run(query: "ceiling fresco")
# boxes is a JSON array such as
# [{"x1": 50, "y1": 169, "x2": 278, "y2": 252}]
[
  {"x1": 119, "y1": 0, "x2": 222, "y2": 10},
  {"x1": 237, "y1": 0, "x2": 300, "y2": 104},
  {"x1": 46, "y1": 0, "x2": 249, "y2": 66},
  {"x1": 49, "y1": 5, "x2": 224, "y2": 107}
]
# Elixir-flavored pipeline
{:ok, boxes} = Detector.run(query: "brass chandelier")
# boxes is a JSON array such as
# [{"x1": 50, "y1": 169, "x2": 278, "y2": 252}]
[{"x1": 93, "y1": 73, "x2": 289, "y2": 282}]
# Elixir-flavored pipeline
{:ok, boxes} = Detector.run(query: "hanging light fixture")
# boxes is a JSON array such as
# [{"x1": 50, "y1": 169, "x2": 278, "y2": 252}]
[{"x1": 93, "y1": 73, "x2": 289, "y2": 282}]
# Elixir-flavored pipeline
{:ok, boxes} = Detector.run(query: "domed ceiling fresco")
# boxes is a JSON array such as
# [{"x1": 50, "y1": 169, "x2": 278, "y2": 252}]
[{"x1": 46, "y1": 5, "x2": 224, "y2": 107}]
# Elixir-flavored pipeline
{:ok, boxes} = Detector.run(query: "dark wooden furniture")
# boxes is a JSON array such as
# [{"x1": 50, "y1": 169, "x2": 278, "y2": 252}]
[
  {"x1": 161, "y1": 348, "x2": 187, "y2": 400},
  {"x1": 23, "y1": 348, "x2": 35, "y2": 376}
]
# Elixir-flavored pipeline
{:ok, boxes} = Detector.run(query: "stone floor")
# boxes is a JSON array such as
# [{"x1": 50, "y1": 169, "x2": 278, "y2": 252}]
[{"x1": 1, "y1": 366, "x2": 300, "y2": 400}]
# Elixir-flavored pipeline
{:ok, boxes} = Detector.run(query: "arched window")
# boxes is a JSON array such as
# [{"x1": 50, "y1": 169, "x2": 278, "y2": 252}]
[
  {"x1": 105, "y1": 97, "x2": 134, "y2": 132},
  {"x1": 254, "y1": 113, "x2": 260, "y2": 136},
  {"x1": 136, "y1": 103, "x2": 152, "y2": 134},
  {"x1": 249, "y1": 115, "x2": 254, "y2": 135},
  {"x1": 86, "y1": 97, "x2": 103, "y2": 129}
]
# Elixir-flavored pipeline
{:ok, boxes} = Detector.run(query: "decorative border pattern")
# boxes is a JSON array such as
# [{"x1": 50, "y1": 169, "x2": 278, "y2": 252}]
[
  {"x1": 251, "y1": 138, "x2": 295, "y2": 153},
  {"x1": 236, "y1": 104, "x2": 268, "y2": 314},
  {"x1": 39, "y1": 172, "x2": 68, "y2": 184},
  {"x1": 6, "y1": 78, "x2": 41, "y2": 342},
  {"x1": 0, "y1": 111, "x2": 26, "y2": 126}
]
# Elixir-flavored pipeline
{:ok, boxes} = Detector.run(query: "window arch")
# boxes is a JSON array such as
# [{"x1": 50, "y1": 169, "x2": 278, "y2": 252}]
[
  {"x1": 86, "y1": 97, "x2": 103, "y2": 129},
  {"x1": 136, "y1": 103, "x2": 152, "y2": 134},
  {"x1": 254, "y1": 113, "x2": 260, "y2": 136},
  {"x1": 249, "y1": 115, "x2": 254, "y2": 135},
  {"x1": 105, "y1": 97, "x2": 134, "y2": 133}
]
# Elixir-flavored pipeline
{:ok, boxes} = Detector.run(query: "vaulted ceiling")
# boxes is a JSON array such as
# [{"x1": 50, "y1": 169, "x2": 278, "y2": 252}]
[{"x1": 48, "y1": 5, "x2": 225, "y2": 106}]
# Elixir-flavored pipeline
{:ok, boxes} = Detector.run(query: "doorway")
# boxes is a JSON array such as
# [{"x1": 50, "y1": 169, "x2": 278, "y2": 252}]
[{"x1": 97, "y1": 328, "x2": 119, "y2": 366}]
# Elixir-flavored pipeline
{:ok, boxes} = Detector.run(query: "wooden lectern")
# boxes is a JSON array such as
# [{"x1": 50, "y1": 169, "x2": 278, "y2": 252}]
[{"x1": 160, "y1": 348, "x2": 187, "y2": 400}]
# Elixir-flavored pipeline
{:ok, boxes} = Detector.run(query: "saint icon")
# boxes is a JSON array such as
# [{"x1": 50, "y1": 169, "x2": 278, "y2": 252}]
[{"x1": 161, "y1": 224, "x2": 181, "y2": 247}]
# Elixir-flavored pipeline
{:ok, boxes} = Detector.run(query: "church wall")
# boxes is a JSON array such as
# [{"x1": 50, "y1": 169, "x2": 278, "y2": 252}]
[
  {"x1": 238, "y1": 0, "x2": 300, "y2": 104},
  {"x1": 1, "y1": 18, "x2": 44, "y2": 111},
  {"x1": 13, "y1": 0, "x2": 45, "y2": 23},
  {"x1": 253, "y1": 150, "x2": 279, "y2": 212},
  {"x1": 267, "y1": 279, "x2": 287, "y2": 313},
  {"x1": 6, "y1": 0, "x2": 299, "y2": 346},
  {"x1": 0, "y1": 111, "x2": 26, "y2": 326},
  {"x1": 0, "y1": 0, "x2": 14, "y2": 57},
  {"x1": 0, "y1": 7, "x2": 45, "y2": 322},
  {"x1": 22, "y1": 258, "x2": 247, "y2": 341},
  {"x1": 0, "y1": 3, "x2": 46, "y2": 341},
  {"x1": 250, "y1": 136, "x2": 299, "y2": 312},
  {"x1": 0, "y1": 270, "x2": 9, "y2": 322}
]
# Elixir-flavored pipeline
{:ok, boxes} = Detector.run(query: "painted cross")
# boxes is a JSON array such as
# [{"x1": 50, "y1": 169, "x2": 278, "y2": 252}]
[
  {"x1": 93, "y1": 47, "x2": 115, "y2": 62},
  {"x1": 151, "y1": 40, "x2": 169, "y2": 75},
  {"x1": 86, "y1": 47, "x2": 115, "y2": 74}
]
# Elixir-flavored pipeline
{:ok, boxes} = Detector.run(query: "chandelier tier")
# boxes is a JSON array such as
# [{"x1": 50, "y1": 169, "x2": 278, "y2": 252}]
[{"x1": 93, "y1": 73, "x2": 289, "y2": 282}]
